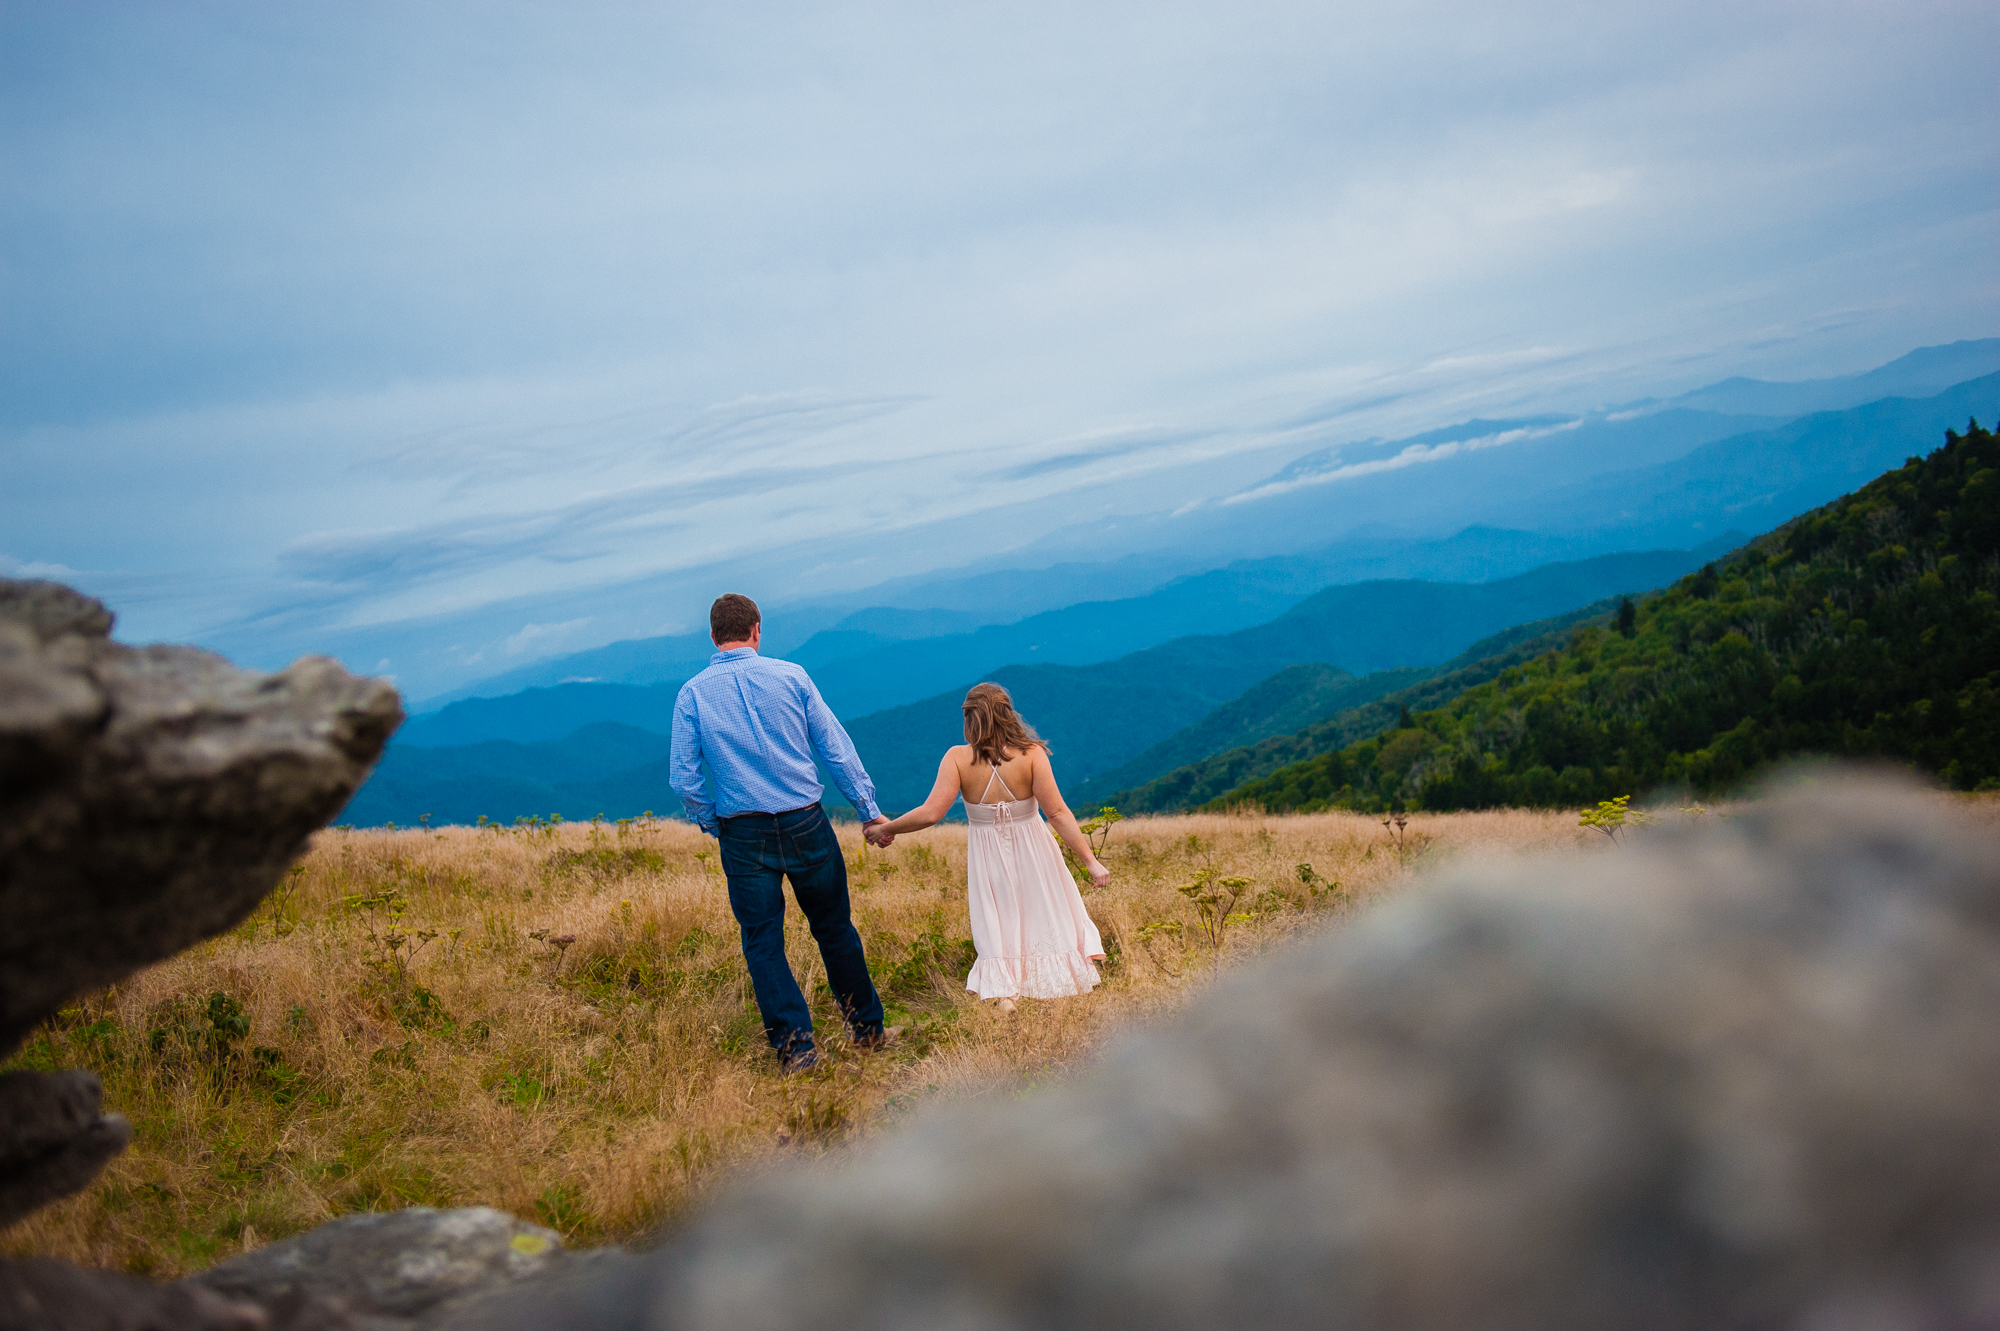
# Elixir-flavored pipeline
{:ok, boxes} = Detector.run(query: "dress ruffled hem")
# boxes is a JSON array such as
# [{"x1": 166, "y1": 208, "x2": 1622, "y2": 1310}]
[{"x1": 966, "y1": 949, "x2": 1102, "y2": 1000}]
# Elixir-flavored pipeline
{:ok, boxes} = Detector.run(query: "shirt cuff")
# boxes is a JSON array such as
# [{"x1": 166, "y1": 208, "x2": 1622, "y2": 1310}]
[{"x1": 854, "y1": 798, "x2": 882, "y2": 823}]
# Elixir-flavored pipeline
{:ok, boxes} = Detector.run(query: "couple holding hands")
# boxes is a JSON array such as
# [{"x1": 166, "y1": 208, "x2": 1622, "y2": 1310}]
[{"x1": 670, "y1": 594, "x2": 1110, "y2": 1072}]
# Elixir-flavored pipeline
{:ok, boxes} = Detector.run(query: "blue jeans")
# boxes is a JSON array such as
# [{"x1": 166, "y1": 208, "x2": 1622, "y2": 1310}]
[{"x1": 717, "y1": 803, "x2": 884, "y2": 1058}]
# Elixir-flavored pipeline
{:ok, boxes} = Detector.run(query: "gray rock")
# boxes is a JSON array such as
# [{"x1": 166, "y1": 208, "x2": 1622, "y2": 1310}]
[
  {"x1": 0, "y1": 580, "x2": 114, "y2": 646},
  {"x1": 1, "y1": 581, "x2": 402, "y2": 1059},
  {"x1": 484, "y1": 773, "x2": 2000, "y2": 1329},
  {"x1": 190, "y1": 1207, "x2": 571, "y2": 1327},
  {"x1": 0, "y1": 1257, "x2": 272, "y2": 1331},
  {"x1": 0, "y1": 578, "x2": 399, "y2": 1311},
  {"x1": 0, "y1": 1072, "x2": 131, "y2": 1230}
]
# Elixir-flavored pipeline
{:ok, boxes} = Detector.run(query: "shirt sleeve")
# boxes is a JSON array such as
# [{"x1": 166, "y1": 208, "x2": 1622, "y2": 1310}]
[
  {"x1": 669, "y1": 684, "x2": 718, "y2": 834},
  {"x1": 802, "y1": 674, "x2": 881, "y2": 823}
]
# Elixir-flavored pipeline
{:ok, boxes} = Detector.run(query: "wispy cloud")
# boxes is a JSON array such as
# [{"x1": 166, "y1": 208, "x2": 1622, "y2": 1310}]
[
  {"x1": 277, "y1": 459, "x2": 873, "y2": 587},
  {"x1": 1222, "y1": 419, "x2": 1585, "y2": 506},
  {"x1": 501, "y1": 617, "x2": 592, "y2": 656},
  {"x1": 0, "y1": 554, "x2": 83, "y2": 580},
  {"x1": 988, "y1": 426, "x2": 1221, "y2": 482},
  {"x1": 377, "y1": 391, "x2": 925, "y2": 487}
]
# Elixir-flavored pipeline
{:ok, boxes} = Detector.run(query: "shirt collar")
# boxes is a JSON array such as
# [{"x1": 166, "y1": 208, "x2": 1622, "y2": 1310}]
[{"x1": 710, "y1": 647, "x2": 759, "y2": 665}]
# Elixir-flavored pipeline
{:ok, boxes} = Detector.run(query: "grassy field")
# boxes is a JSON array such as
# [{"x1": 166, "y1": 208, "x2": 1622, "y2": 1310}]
[{"x1": 2, "y1": 801, "x2": 1889, "y2": 1275}]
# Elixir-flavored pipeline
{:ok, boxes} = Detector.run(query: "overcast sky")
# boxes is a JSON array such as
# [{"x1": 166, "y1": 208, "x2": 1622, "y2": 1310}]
[{"x1": 3, "y1": 0, "x2": 1995, "y2": 691}]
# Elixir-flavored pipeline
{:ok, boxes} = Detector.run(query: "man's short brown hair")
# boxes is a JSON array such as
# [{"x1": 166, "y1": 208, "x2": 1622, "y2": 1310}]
[{"x1": 710, "y1": 593, "x2": 761, "y2": 644}]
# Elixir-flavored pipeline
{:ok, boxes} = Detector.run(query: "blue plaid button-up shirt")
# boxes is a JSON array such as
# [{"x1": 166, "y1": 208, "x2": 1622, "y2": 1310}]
[{"x1": 669, "y1": 648, "x2": 882, "y2": 835}]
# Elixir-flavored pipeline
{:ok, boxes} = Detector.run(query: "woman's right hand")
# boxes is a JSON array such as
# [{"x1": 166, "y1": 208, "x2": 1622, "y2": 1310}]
[{"x1": 1087, "y1": 860, "x2": 1110, "y2": 890}]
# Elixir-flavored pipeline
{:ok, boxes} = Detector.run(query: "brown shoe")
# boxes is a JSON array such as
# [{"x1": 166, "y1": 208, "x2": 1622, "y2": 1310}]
[{"x1": 852, "y1": 1026, "x2": 904, "y2": 1052}]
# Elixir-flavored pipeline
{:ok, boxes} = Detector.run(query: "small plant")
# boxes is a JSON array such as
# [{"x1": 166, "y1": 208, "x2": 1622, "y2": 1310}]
[
  {"x1": 1294, "y1": 862, "x2": 1341, "y2": 906},
  {"x1": 244, "y1": 864, "x2": 306, "y2": 939},
  {"x1": 339, "y1": 883, "x2": 439, "y2": 986},
  {"x1": 535, "y1": 1182, "x2": 587, "y2": 1235},
  {"x1": 1579, "y1": 795, "x2": 1652, "y2": 841},
  {"x1": 1375, "y1": 811, "x2": 1436, "y2": 862},
  {"x1": 1176, "y1": 868, "x2": 1254, "y2": 955},
  {"x1": 1128, "y1": 914, "x2": 1194, "y2": 977},
  {"x1": 142, "y1": 992, "x2": 304, "y2": 1102},
  {"x1": 513, "y1": 814, "x2": 562, "y2": 841},
  {"x1": 1380, "y1": 811, "x2": 1410, "y2": 851},
  {"x1": 1079, "y1": 806, "x2": 1123, "y2": 857},
  {"x1": 494, "y1": 1070, "x2": 547, "y2": 1108},
  {"x1": 1056, "y1": 814, "x2": 1113, "y2": 888}
]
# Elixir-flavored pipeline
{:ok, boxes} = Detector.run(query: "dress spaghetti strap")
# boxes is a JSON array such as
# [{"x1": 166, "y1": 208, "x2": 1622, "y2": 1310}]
[{"x1": 976, "y1": 752, "x2": 1021, "y2": 805}]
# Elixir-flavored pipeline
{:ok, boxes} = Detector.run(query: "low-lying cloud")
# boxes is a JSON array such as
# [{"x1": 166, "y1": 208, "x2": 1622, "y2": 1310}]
[{"x1": 1223, "y1": 420, "x2": 1587, "y2": 506}]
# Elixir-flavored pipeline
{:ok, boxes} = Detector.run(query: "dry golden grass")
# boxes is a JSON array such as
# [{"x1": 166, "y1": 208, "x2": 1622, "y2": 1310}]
[{"x1": 8, "y1": 794, "x2": 1989, "y2": 1275}]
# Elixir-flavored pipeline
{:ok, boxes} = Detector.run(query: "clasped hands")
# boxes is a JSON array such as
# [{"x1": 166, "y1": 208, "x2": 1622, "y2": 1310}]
[{"x1": 863, "y1": 817, "x2": 896, "y2": 849}]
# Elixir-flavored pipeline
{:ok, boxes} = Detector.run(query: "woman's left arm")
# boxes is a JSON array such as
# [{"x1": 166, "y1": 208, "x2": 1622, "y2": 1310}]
[
  {"x1": 1032, "y1": 748, "x2": 1110, "y2": 888},
  {"x1": 872, "y1": 751, "x2": 962, "y2": 843}
]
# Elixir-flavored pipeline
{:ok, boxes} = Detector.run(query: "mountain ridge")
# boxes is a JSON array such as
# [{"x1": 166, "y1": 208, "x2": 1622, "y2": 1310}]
[{"x1": 1205, "y1": 418, "x2": 2000, "y2": 812}]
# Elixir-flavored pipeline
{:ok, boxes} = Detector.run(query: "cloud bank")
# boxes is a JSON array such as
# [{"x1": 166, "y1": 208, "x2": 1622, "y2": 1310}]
[{"x1": 1, "y1": 0, "x2": 1993, "y2": 694}]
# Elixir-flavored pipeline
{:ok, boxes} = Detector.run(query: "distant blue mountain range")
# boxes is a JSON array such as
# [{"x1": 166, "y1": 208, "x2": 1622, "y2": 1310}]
[
  {"x1": 347, "y1": 545, "x2": 1724, "y2": 824},
  {"x1": 341, "y1": 351, "x2": 2000, "y2": 826}
]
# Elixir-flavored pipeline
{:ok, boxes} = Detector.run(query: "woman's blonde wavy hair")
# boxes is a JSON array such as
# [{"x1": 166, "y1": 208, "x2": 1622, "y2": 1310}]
[{"x1": 961, "y1": 682, "x2": 1047, "y2": 766}]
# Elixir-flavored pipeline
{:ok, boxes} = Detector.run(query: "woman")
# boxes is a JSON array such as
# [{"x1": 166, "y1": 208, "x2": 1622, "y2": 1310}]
[{"x1": 867, "y1": 683, "x2": 1109, "y2": 1007}]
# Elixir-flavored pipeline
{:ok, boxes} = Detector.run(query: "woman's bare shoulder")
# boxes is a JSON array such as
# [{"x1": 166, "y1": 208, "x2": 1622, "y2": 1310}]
[{"x1": 942, "y1": 743, "x2": 973, "y2": 766}]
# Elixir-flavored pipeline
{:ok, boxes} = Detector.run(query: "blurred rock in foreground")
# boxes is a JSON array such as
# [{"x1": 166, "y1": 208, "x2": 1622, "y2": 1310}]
[
  {"x1": 188, "y1": 1207, "x2": 574, "y2": 1329},
  {"x1": 0, "y1": 578, "x2": 400, "y2": 1326},
  {"x1": 471, "y1": 772, "x2": 2000, "y2": 1330}
]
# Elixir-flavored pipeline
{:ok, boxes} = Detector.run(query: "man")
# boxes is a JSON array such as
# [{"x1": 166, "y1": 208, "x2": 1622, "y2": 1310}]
[{"x1": 670, "y1": 593, "x2": 896, "y2": 1073}]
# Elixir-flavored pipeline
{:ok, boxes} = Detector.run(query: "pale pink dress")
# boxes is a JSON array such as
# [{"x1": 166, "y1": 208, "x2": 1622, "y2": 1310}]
[{"x1": 963, "y1": 764, "x2": 1105, "y2": 1000}]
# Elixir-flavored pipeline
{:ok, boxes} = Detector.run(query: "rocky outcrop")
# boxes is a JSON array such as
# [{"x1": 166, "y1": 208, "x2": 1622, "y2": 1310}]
[
  {"x1": 477, "y1": 773, "x2": 2000, "y2": 1329},
  {"x1": 0, "y1": 580, "x2": 403, "y2": 1058},
  {"x1": 188, "y1": 1208, "x2": 572, "y2": 1329},
  {"x1": 0, "y1": 1071, "x2": 131, "y2": 1233},
  {"x1": 2, "y1": 1258, "x2": 277, "y2": 1331},
  {"x1": 0, "y1": 579, "x2": 400, "y2": 1324}
]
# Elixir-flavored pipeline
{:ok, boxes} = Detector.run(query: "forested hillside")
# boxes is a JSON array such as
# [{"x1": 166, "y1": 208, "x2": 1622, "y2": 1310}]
[
  {"x1": 1102, "y1": 599, "x2": 1624, "y2": 812},
  {"x1": 1209, "y1": 422, "x2": 2000, "y2": 813},
  {"x1": 1069, "y1": 661, "x2": 1426, "y2": 806}
]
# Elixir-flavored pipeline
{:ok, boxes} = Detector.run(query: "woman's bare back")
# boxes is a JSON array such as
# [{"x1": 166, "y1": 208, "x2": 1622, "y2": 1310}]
[{"x1": 954, "y1": 744, "x2": 1039, "y2": 805}]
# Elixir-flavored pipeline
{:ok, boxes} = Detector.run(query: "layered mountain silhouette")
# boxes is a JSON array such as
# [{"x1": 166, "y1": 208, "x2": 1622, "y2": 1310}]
[
  {"x1": 348, "y1": 547, "x2": 1719, "y2": 824},
  {"x1": 340, "y1": 349, "x2": 2000, "y2": 826}
]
